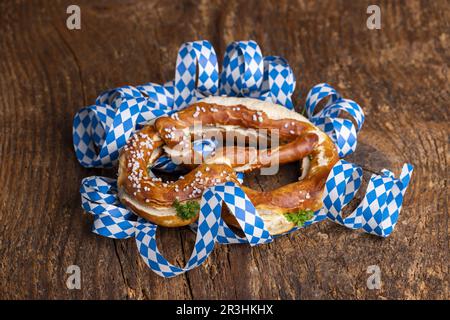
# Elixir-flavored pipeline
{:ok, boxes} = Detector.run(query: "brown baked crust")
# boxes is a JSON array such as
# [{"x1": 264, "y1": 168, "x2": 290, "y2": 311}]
[{"x1": 117, "y1": 99, "x2": 339, "y2": 230}]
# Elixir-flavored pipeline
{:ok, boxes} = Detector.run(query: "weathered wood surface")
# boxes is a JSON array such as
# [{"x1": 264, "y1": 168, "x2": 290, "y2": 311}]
[{"x1": 0, "y1": 0, "x2": 448, "y2": 299}]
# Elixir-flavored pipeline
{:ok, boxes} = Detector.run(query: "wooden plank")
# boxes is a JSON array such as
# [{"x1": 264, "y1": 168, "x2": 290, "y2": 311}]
[{"x1": 0, "y1": 0, "x2": 447, "y2": 299}]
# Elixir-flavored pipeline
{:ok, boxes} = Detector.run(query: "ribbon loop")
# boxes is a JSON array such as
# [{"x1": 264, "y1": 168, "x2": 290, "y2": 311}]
[
  {"x1": 80, "y1": 176, "x2": 136, "y2": 239},
  {"x1": 73, "y1": 84, "x2": 173, "y2": 168},
  {"x1": 219, "y1": 41, "x2": 296, "y2": 108},
  {"x1": 305, "y1": 83, "x2": 341, "y2": 119},
  {"x1": 361, "y1": 163, "x2": 414, "y2": 237},
  {"x1": 136, "y1": 82, "x2": 175, "y2": 111},
  {"x1": 305, "y1": 84, "x2": 365, "y2": 157},
  {"x1": 321, "y1": 160, "x2": 364, "y2": 228},
  {"x1": 320, "y1": 160, "x2": 414, "y2": 237},
  {"x1": 135, "y1": 189, "x2": 222, "y2": 278},
  {"x1": 174, "y1": 40, "x2": 219, "y2": 109},
  {"x1": 204, "y1": 183, "x2": 273, "y2": 246},
  {"x1": 220, "y1": 40, "x2": 264, "y2": 97},
  {"x1": 259, "y1": 56, "x2": 296, "y2": 109}
]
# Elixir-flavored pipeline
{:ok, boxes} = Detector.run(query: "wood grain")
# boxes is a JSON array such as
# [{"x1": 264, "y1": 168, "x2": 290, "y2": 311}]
[{"x1": 0, "y1": 0, "x2": 448, "y2": 299}]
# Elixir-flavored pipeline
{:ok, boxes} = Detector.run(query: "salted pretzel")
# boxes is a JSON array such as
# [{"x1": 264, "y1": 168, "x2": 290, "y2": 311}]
[{"x1": 117, "y1": 96, "x2": 339, "y2": 235}]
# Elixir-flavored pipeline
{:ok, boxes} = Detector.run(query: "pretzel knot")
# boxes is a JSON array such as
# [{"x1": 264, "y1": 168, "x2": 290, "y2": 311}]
[{"x1": 117, "y1": 96, "x2": 339, "y2": 235}]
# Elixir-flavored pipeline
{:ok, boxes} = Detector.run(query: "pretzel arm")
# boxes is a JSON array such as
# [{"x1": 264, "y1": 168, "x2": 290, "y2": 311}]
[{"x1": 155, "y1": 102, "x2": 310, "y2": 148}]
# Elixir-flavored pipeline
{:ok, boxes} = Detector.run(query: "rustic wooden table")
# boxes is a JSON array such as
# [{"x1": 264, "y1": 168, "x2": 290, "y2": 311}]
[{"x1": 0, "y1": 0, "x2": 448, "y2": 300}]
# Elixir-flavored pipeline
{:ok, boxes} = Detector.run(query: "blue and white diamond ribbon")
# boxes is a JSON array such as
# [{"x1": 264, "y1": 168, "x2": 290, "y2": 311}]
[
  {"x1": 73, "y1": 84, "x2": 172, "y2": 167},
  {"x1": 74, "y1": 40, "x2": 414, "y2": 278},
  {"x1": 80, "y1": 160, "x2": 413, "y2": 277},
  {"x1": 80, "y1": 177, "x2": 136, "y2": 239},
  {"x1": 305, "y1": 83, "x2": 364, "y2": 158},
  {"x1": 174, "y1": 41, "x2": 220, "y2": 108}
]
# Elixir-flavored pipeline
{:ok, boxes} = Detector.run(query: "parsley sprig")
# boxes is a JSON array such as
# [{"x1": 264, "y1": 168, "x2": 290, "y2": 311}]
[
  {"x1": 173, "y1": 200, "x2": 200, "y2": 220},
  {"x1": 284, "y1": 209, "x2": 314, "y2": 227}
]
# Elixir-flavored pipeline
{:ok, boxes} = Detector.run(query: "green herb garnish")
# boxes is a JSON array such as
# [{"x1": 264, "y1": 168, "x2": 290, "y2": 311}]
[
  {"x1": 284, "y1": 209, "x2": 314, "y2": 227},
  {"x1": 173, "y1": 200, "x2": 200, "y2": 220}
]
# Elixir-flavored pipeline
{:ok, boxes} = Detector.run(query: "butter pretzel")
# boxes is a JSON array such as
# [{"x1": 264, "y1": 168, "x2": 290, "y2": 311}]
[{"x1": 118, "y1": 97, "x2": 339, "y2": 234}]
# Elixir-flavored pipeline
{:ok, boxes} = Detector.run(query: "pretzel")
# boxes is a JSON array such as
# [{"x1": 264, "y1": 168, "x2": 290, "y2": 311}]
[{"x1": 117, "y1": 97, "x2": 339, "y2": 234}]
